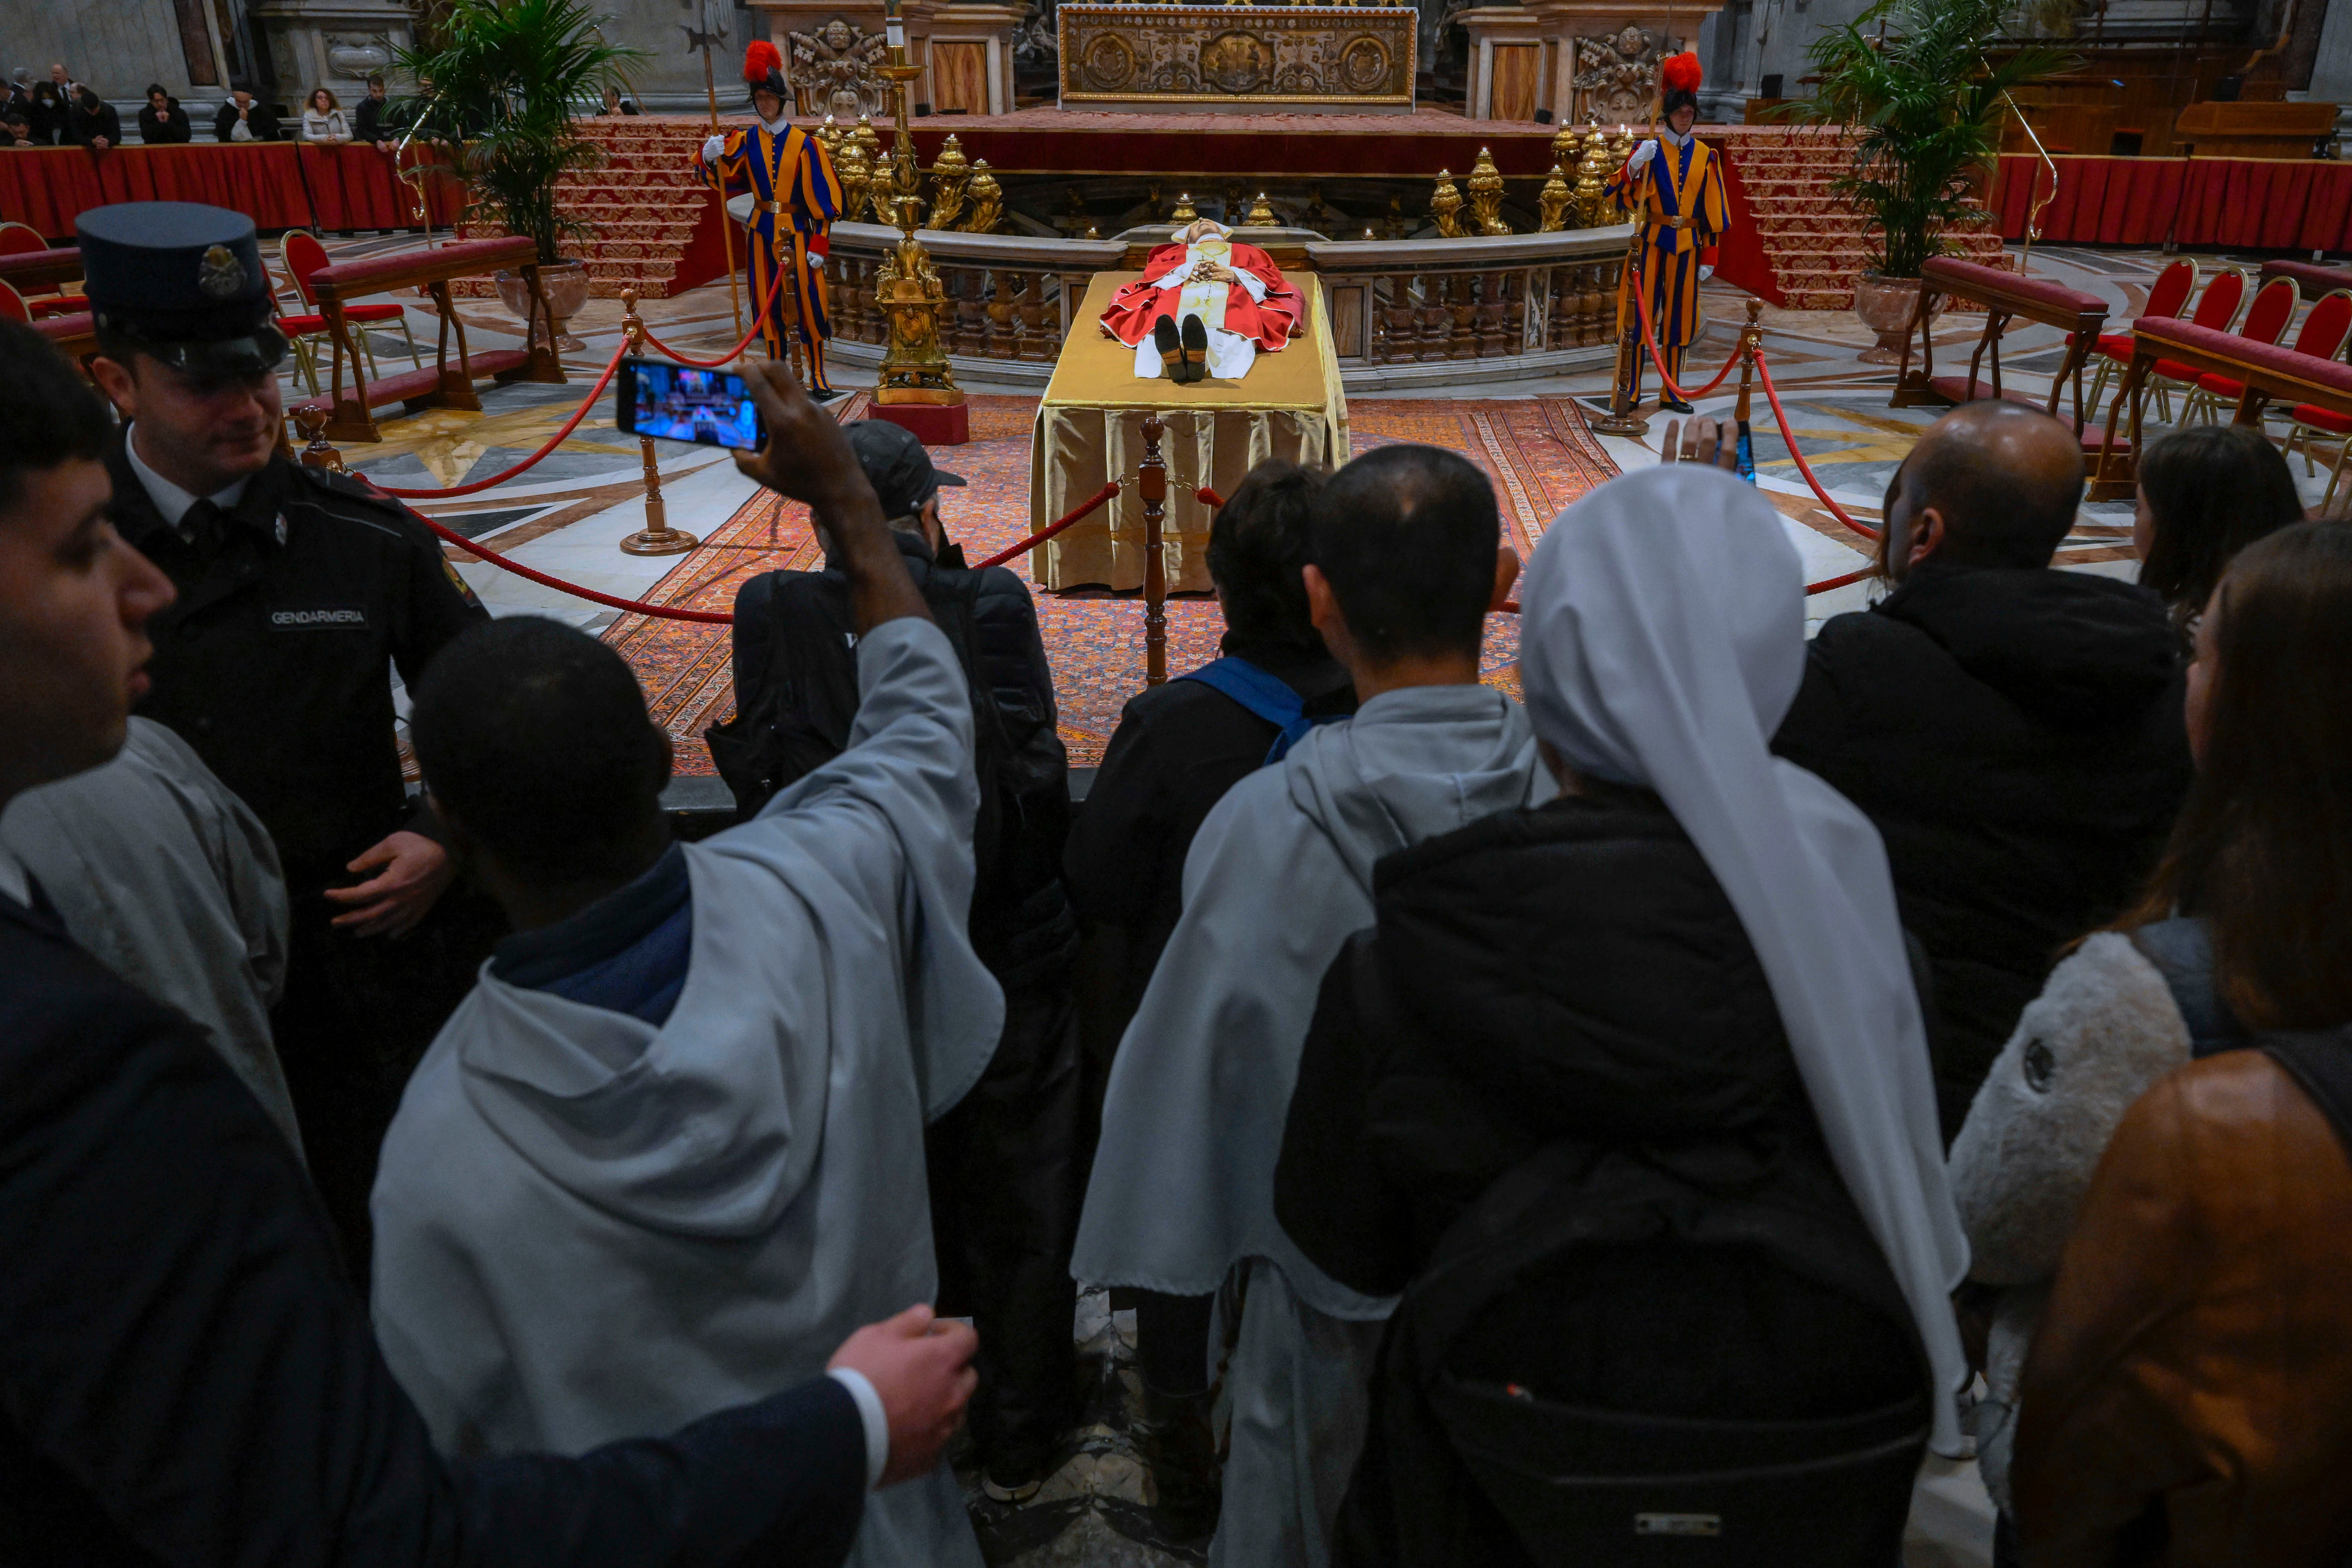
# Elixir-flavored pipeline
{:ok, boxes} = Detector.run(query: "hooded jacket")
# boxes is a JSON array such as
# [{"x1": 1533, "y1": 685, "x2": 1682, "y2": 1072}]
[
  {"x1": 1772, "y1": 562, "x2": 2191, "y2": 1138},
  {"x1": 370, "y1": 621, "x2": 997, "y2": 1568},
  {"x1": 1072, "y1": 682, "x2": 1552, "y2": 1318}
]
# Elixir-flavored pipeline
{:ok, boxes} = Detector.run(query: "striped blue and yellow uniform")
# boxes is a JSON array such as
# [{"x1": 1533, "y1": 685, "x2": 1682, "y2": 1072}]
[
  {"x1": 696, "y1": 122, "x2": 845, "y2": 392},
  {"x1": 1604, "y1": 133, "x2": 1730, "y2": 391}
]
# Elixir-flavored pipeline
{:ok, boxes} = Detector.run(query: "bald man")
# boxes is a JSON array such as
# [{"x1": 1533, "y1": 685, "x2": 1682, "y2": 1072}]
[{"x1": 1771, "y1": 402, "x2": 2192, "y2": 1140}]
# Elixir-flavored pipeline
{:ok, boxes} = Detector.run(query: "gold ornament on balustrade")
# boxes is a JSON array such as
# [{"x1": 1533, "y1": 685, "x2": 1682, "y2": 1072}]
[
  {"x1": 836, "y1": 137, "x2": 874, "y2": 227},
  {"x1": 1244, "y1": 191, "x2": 1279, "y2": 227},
  {"x1": 1172, "y1": 190, "x2": 1199, "y2": 223},
  {"x1": 1550, "y1": 121, "x2": 1584, "y2": 172},
  {"x1": 1576, "y1": 124, "x2": 1613, "y2": 227},
  {"x1": 849, "y1": 116, "x2": 886, "y2": 219},
  {"x1": 1429, "y1": 168, "x2": 1465, "y2": 239},
  {"x1": 1538, "y1": 163, "x2": 1572, "y2": 233},
  {"x1": 1468, "y1": 147, "x2": 1509, "y2": 236},
  {"x1": 963, "y1": 159, "x2": 1003, "y2": 234},
  {"x1": 928, "y1": 132, "x2": 971, "y2": 230},
  {"x1": 816, "y1": 115, "x2": 846, "y2": 170}
]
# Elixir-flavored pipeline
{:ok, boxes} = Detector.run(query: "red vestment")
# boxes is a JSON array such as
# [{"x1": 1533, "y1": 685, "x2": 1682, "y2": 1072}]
[{"x1": 1099, "y1": 241, "x2": 1306, "y2": 354}]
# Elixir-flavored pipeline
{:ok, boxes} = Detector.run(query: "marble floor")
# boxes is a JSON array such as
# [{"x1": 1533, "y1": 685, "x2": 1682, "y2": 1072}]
[{"x1": 294, "y1": 236, "x2": 2346, "y2": 1566}]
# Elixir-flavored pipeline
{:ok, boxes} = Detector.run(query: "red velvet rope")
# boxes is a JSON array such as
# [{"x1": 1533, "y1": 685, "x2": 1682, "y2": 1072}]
[
  {"x1": 1624, "y1": 257, "x2": 1743, "y2": 404},
  {"x1": 1752, "y1": 350, "x2": 1883, "y2": 542},
  {"x1": 372, "y1": 341, "x2": 629, "y2": 499},
  {"x1": 638, "y1": 262, "x2": 793, "y2": 369},
  {"x1": 971, "y1": 482, "x2": 1122, "y2": 569},
  {"x1": 419, "y1": 515, "x2": 735, "y2": 623}
]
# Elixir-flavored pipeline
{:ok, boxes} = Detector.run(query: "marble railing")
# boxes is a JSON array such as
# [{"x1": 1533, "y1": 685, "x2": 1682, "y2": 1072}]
[{"x1": 818, "y1": 221, "x2": 1632, "y2": 390}]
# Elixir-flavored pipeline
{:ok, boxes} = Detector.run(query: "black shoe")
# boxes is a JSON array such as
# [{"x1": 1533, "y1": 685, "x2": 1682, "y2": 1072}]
[
  {"x1": 809, "y1": 386, "x2": 848, "y2": 404},
  {"x1": 1136, "y1": 1381, "x2": 1221, "y2": 1541},
  {"x1": 1180, "y1": 315, "x2": 1210, "y2": 384},
  {"x1": 1152, "y1": 315, "x2": 1189, "y2": 383},
  {"x1": 1658, "y1": 394, "x2": 1695, "y2": 414}
]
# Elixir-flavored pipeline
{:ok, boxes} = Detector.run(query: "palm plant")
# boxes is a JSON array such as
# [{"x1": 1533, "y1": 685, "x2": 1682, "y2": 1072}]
[
  {"x1": 396, "y1": 0, "x2": 649, "y2": 265},
  {"x1": 1787, "y1": 0, "x2": 2071, "y2": 279}
]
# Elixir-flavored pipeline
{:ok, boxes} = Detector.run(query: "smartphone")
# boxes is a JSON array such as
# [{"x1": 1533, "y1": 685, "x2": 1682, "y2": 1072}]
[
  {"x1": 614, "y1": 356, "x2": 765, "y2": 452},
  {"x1": 1734, "y1": 418, "x2": 1757, "y2": 485}
]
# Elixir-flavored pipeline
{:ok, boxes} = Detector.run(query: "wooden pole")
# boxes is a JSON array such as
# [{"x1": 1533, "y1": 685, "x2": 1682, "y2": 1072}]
[
  {"x1": 1591, "y1": 224, "x2": 1651, "y2": 436},
  {"x1": 1733, "y1": 296, "x2": 1762, "y2": 425},
  {"x1": 703, "y1": 29, "x2": 746, "y2": 346},
  {"x1": 1140, "y1": 412, "x2": 1168, "y2": 687},
  {"x1": 618, "y1": 289, "x2": 703, "y2": 557}
]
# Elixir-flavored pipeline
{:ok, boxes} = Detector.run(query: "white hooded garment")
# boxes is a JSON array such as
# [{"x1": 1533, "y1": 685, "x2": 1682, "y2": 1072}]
[
  {"x1": 1516, "y1": 464, "x2": 1971, "y2": 1453},
  {"x1": 369, "y1": 619, "x2": 1002, "y2": 1568}
]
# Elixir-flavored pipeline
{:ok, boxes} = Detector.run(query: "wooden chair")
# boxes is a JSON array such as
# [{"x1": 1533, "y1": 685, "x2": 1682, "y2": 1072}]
[
  {"x1": 2177, "y1": 276, "x2": 2299, "y2": 424},
  {"x1": 2141, "y1": 267, "x2": 2248, "y2": 423},
  {"x1": 277, "y1": 230, "x2": 420, "y2": 393},
  {"x1": 2084, "y1": 258, "x2": 2196, "y2": 416}
]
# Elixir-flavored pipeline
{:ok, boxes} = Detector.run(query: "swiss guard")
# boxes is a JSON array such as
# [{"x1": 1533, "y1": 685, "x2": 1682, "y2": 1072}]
[
  {"x1": 694, "y1": 40, "x2": 847, "y2": 397},
  {"x1": 1606, "y1": 50, "x2": 1730, "y2": 413}
]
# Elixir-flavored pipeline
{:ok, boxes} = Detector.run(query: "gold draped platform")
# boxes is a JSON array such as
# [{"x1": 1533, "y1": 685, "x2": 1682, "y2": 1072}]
[
  {"x1": 1056, "y1": 4, "x2": 1418, "y2": 114},
  {"x1": 1029, "y1": 270, "x2": 1349, "y2": 593}
]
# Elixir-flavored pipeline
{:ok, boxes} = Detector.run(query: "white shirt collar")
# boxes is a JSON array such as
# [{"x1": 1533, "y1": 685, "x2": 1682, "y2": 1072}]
[
  {"x1": 761, "y1": 111, "x2": 792, "y2": 135},
  {"x1": 1657, "y1": 125, "x2": 1691, "y2": 151},
  {"x1": 124, "y1": 423, "x2": 250, "y2": 538}
]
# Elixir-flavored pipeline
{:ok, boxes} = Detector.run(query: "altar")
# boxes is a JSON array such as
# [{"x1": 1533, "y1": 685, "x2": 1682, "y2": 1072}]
[
  {"x1": 1029, "y1": 270, "x2": 1348, "y2": 592},
  {"x1": 1056, "y1": 3, "x2": 1417, "y2": 114}
]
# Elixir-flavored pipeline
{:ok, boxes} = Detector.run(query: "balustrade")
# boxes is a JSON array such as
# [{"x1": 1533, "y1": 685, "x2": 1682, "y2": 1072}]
[{"x1": 817, "y1": 220, "x2": 1633, "y2": 388}]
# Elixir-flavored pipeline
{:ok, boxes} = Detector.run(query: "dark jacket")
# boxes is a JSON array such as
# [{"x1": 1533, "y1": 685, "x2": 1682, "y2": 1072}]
[
  {"x1": 1276, "y1": 788, "x2": 1927, "y2": 1567},
  {"x1": 66, "y1": 97, "x2": 120, "y2": 147},
  {"x1": 111, "y1": 441, "x2": 489, "y2": 891},
  {"x1": 136, "y1": 99, "x2": 192, "y2": 143},
  {"x1": 1063, "y1": 639, "x2": 1355, "y2": 1041},
  {"x1": 352, "y1": 94, "x2": 398, "y2": 143},
  {"x1": 1772, "y1": 561, "x2": 2191, "y2": 1141},
  {"x1": 24, "y1": 83, "x2": 67, "y2": 143},
  {"x1": 213, "y1": 99, "x2": 280, "y2": 142},
  {"x1": 0, "y1": 887, "x2": 867, "y2": 1567}
]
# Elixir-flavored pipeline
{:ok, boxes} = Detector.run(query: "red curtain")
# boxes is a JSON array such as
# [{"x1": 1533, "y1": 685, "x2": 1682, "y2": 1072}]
[
  {"x1": 0, "y1": 144, "x2": 460, "y2": 242},
  {"x1": 1993, "y1": 155, "x2": 2352, "y2": 255}
]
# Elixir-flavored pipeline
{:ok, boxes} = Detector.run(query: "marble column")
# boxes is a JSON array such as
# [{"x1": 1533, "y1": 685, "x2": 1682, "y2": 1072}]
[{"x1": 250, "y1": 0, "x2": 417, "y2": 107}]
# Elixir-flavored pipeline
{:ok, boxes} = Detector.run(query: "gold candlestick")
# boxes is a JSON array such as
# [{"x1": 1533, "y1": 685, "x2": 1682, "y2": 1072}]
[{"x1": 872, "y1": 11, "x2": 963, "y2": 417}]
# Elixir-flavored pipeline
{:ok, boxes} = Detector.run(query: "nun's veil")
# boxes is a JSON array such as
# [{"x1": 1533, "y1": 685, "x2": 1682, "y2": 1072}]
[{"x1": 1518, "y1": 463, "x2": 1970, "y2": 1450}]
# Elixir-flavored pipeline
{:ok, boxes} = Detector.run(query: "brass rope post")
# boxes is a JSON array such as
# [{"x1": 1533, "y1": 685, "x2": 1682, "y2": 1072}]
[
  {"x1": 1733, "y1": 296, "x2": 1763, "y2": 426},
  {"x1": 1592, "y1": 224, "x2": 1651, "y2": 436},
  {"x1": 1140, "y1": 413, "x2": 1168, "y2": 687},
  {"x1": 618, "y1": 289, "x2": 703, "y2": 557}
]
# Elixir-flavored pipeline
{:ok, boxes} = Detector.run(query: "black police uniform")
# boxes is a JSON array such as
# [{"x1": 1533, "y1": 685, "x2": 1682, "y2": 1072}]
[{"x1": 78, "y1": 201, "x2": 495, "y2": 1283}]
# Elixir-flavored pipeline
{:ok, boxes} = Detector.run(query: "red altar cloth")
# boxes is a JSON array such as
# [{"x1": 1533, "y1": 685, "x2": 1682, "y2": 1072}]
[
  {"x1": 1990, "y1": 154, "x2": 2352, "y2": 255},
  {"x1": 0, "y1": 144, "x2": 459, "y2": 242}
]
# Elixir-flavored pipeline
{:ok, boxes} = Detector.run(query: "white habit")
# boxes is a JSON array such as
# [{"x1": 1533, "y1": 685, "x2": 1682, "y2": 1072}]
[
  {"x1": 369, "y1": 619, "x2": 1002, "y2": 1568},
  {"x1": 0, "y1": 715, "x2": 301, "y2": 1155},
  {"x1": 1131, "y1": 240, "x2": 1271, "y2": 383},
  {"x1": 1072, "y1": 683, "x2": 1554, "y2": 1567}
]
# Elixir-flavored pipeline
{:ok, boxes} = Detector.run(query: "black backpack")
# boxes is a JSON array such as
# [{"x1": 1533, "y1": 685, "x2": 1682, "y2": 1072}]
[{"x1": 706, "y1": 565, "x2": 1019, "y2": 906}]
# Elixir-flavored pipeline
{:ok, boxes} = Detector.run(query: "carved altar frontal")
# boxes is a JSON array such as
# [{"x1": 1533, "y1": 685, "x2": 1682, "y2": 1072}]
[{"x1": 1056, "y1": 5, "x2": 1417, "y2": 114}]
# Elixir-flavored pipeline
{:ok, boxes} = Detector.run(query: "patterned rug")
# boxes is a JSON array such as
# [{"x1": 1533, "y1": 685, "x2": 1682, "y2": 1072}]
[{"x1": 607, "y1": 392, "x2": 1619, "y2": 772}]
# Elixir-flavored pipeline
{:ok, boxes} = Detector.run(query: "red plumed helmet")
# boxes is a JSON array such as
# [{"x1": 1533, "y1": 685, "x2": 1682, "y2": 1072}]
[
  {"x1": 743, "y1": 40, "x2": 784, "y2": 84},
  {"x1": 1661, "y1": 51, "x2": 1703, "y2": 94}
]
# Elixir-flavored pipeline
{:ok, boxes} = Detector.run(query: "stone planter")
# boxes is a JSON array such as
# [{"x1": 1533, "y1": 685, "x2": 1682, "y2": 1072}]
[
  {"x1": 1853, "y1": 271, "x2": 1933, "y2": 365},
  {"x1": 494, "y1": 259, "x2": 589, "y2": 353}
]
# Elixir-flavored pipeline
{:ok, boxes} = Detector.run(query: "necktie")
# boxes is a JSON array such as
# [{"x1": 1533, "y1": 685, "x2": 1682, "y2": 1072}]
[{"x1": 180, "y1": 497, "x2": 227, "y2": 557}]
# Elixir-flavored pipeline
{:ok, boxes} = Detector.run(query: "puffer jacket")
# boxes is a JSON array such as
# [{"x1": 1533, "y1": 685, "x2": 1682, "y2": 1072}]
[
  {"x1": 1945, "y1": 932, "x2": 2194, "y2": 1512},
  {"x1": 1276, "y1": 784, "x2": 1928, "y2": 1568},
  {"x1": 1772, "y1": 561, "x2": 2191, "y2": 1139}
]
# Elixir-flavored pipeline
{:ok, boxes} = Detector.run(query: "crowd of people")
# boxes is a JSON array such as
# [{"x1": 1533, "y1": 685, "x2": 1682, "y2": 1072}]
[
  {"x1": 3, "y1": 194, "x2": 2350, "y2": 1568},
  {"x1": 2, "y1": 64, "x2": 401, "y2": 148}
]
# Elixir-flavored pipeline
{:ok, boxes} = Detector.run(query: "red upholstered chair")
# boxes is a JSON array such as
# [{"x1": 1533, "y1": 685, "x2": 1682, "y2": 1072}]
[
  {"x1": 2178, "y1": 276, "x2": 2300, "y2": 424},
  {"x1": 0, "y1": 222, "x2": 87, "y2": 320},
  {"x1": 2142, "y1": 268, "x2": 2249, "y2": 422},
  {"x1": 277, "y1": 230, "x2": 421, "y2": 393},
  {"x1": 0, "y1": 222, "x2": 45, "y2": 256},
  {"x1": 2288, "y1": 402, "x2": 2352, "y2": 512},
  {"x1": 2275, "y1": 292, "x2": 2352, "y2": 507},
  {"x1": 0, "y1": 279, "x2": 29, "y2": 325},
  {"x1": 2085, "y1": 258, "x2": 2196, "y2": 415}
]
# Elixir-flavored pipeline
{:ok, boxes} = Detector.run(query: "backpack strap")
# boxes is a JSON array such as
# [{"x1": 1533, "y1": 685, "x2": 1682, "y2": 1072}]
[
  {"x1": 1177, "y1": 656, "x2": 1340, "y2": 765},
  {"x1": 2127, "y1": 917, "x2": 2248, "y2": 1059},
  {"x1": 2259, "y1": 1029, "x2": 2352, "y2": 1162}
]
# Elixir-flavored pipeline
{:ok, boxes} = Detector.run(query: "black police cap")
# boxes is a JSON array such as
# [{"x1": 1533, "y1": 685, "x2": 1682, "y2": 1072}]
[
  {"x1": 76, "y1": 201, "x2": 288, "y2": 378},
  {"x1": 847, "y1": 418, "x2": 966, "y2": 521}
]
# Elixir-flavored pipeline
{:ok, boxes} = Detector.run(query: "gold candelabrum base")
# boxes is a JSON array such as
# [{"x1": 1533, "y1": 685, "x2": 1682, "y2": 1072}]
[
  {"x1": 1590, "y1": 225, "x2": 1652, "y2": 437},
  {"x1": 873, "y1": 55, "x2": 965, "y2": 410}
]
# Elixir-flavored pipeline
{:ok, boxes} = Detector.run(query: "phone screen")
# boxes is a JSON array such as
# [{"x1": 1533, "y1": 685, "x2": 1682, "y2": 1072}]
[
  {"x1": 616, "y1": 356, "x2": 765, "y2": 451},
  {"x1": 1734, "y1": 419, "x2": 1757, "y2": 485}
]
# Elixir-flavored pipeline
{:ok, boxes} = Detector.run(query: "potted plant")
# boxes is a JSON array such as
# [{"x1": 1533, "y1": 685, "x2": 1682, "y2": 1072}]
[
  {"x1": 397, "y1": 0, "x2": 647, "y2": 349},
  {"x1": 1788, "y1": 0, "x2": 2069, "y2": 361}
]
